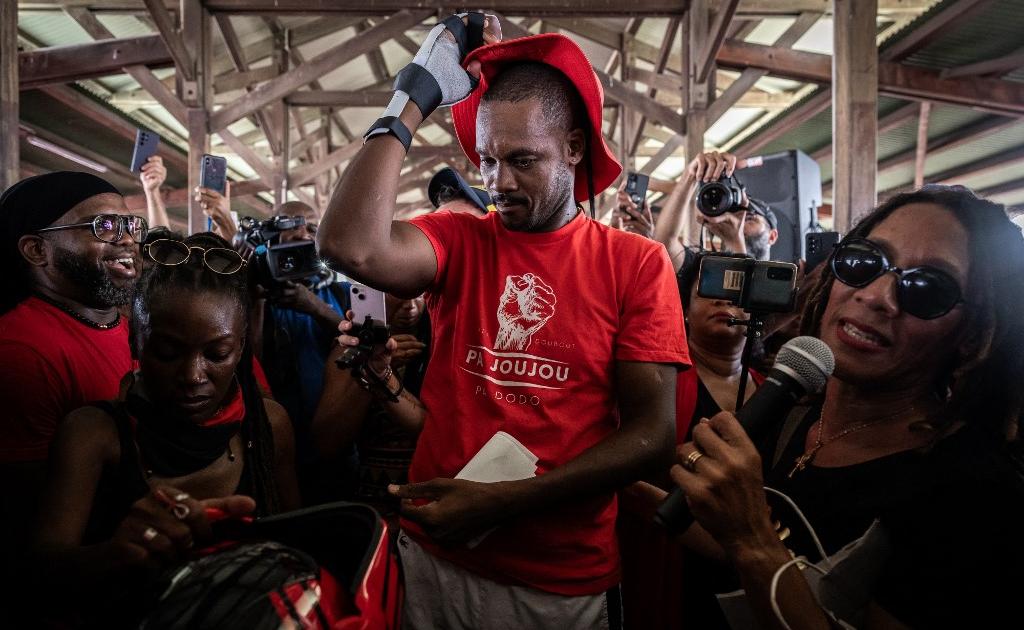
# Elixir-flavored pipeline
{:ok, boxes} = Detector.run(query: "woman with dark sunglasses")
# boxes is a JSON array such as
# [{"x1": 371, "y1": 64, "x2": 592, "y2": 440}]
[
  {"x1": 667, "y1": 187, "x2": 1024, "y2": 629},
  {"x1": 26, "y1": 232, "x2": 300, "y2": 623}
]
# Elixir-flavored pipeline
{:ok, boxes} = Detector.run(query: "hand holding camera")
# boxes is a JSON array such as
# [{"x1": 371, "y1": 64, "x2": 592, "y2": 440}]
[{"x1": 690, "y1": 151, "x2": 754, "y2": 253}]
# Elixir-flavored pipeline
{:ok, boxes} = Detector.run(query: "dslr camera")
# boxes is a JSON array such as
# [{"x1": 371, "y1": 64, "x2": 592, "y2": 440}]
[
  {"x1": 695, "y1": 174, "x2": 746, "y2": 217},
  {"x1": 233, "y1": 215, "x2": 328, "y2": 288}
]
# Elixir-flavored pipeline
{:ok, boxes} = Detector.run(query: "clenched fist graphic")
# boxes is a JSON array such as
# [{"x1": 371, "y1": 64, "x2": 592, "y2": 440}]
[{"x1": 495, "y1": 273, "x2": 557, "y2": 351}]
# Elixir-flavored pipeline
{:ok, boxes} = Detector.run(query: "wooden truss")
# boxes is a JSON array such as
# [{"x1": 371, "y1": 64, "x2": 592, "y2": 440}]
[{"x1": 5, "y1": 0, "x2": 1021, "y2": 230}]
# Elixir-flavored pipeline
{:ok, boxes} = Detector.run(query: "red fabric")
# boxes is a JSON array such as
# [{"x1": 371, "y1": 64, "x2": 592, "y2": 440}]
[
  {"x1": 0, "y1": 297, "x2": 131, "y2": 462},
  {"x1": 620, "y1": 367, "x2": 769, "y2": 629},
  {"x1": 402, "y1": 210, "x2": 690, "y2": 596},
  {"x1": 452, "y1": 33, "x2": 622, "y2": 202},
  {"x1": 199, "y1": 384, "x2": 245, "y2": 428},
  {"x1": 673, "y1": 367, "x2": 765, "y2": 442},
  {"x1": 251, "y1": 357, "x2": 272, "y2": 398}
]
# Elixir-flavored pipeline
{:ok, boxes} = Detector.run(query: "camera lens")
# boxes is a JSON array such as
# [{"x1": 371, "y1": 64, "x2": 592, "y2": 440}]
[
  {"x1": 767, "y1": 267, "x2": 794, "y2": 281},
  {"x1": 698, "y1": 183, "x2": 730, "y2": 217},
  {"x1": 280, "y1": 254, "x2": 297, "y2": 271}
]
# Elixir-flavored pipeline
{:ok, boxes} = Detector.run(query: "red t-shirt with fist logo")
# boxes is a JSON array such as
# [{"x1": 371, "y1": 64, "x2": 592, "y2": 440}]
[{"x1": 405, "y1": 210, "x2": 690, "y2": 596}]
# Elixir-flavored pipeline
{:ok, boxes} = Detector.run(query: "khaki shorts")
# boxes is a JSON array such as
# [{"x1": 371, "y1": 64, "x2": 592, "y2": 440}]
[{"x1": 398, "y1": 531, "x2": 621, "y2": 630}]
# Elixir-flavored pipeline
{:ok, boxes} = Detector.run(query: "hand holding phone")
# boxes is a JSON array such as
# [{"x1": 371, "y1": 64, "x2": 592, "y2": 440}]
[
  {"x1": 199, "y1": 154, "x2": 228, "y2": 195},
  {"x1": 130, "y1": 129, "x2": 160, "y2": 173},
  {"x1": 624, "y1": 172, "x2": 650, "y2": 207}
]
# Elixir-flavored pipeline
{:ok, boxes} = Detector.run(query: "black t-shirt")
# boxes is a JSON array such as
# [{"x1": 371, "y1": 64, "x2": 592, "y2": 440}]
[
  {"x1": 873, "y1": 424, "x2": 1024, "y2": 628},
  {"x1": 765, "y1": 407, "x2": 930, "y2": 559}
]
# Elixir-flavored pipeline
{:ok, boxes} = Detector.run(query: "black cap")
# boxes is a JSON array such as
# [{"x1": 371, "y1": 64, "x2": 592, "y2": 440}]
[
  {"x1": 427, "y1": 167, "x2": 492, "y2": 214},
  {"x1": 747, "y1": 197, "x2": 777, "y2": 230}
]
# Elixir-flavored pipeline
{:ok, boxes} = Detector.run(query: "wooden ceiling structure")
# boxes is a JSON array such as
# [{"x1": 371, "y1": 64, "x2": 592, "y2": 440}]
[{"x1": 5, "y1": 0, "x2": 1020, "y2": 236}]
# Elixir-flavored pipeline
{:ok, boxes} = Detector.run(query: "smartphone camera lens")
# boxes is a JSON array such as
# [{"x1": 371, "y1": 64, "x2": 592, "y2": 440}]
[{"x1": 767, "y1": 267, "x2": 794, "y2": 281}]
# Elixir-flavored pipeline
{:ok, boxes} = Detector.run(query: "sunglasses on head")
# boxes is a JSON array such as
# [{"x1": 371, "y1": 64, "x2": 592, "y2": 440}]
[
  {"x1": 830, "y1": 238, "x2": 964, "y2": 320},
  {"x1": 145, "y1": 239, "x2": 247, "y2": 275},
  {"x1": 37, "y1": 214, "x2": 149, "y2": 244}
]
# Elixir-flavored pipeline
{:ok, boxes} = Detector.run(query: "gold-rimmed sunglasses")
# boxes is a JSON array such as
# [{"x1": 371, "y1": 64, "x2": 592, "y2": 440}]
[{"x1": 144, "y1": 239, "x2": 247, "y2": 275}]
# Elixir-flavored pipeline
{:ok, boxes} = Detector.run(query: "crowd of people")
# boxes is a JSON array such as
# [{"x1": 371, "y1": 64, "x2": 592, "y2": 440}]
[{"x1": 2, "y1": 12, "x2": 1024, "y2": 630}]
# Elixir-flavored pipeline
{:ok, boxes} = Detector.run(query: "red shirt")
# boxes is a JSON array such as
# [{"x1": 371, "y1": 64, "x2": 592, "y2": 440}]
[
  {"x1": 405, "y1": 211, "x2": 690, "y2": 595},
  {"x1": 0, "y1": 297, "x2": 132, "y2": 462}
]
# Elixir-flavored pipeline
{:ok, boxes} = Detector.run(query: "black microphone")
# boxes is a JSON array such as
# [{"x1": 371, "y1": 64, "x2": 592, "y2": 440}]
[{"x1": 654, "y1": 336, "x2": 835, "y2": 532}]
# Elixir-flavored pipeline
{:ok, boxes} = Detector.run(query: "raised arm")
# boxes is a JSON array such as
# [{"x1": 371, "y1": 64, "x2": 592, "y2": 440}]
[
  {"x1": 140, "y1": 156, "x2": 170, "y2": 228},
  {"x1": 317, "y1": 15, "x2": 500, "y2": 298},
  {"x1": 652, "y1": 171, "x2": 697, "y2": 267},
  {"x1": 316, "y1": 104, "x2": 437, "y2": 298}
]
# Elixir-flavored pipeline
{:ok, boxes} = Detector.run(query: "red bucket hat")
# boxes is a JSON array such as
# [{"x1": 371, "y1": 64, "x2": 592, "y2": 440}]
[{"x1": 452, "y1": 33, "x2": 622, "y2": 203}]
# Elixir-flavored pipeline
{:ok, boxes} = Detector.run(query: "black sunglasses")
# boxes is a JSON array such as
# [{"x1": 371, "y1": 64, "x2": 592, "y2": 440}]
[
  {"x1": 145, "y1": 239, "x2": 247, "y2": 275},
  {"x1": 830, "y1": 238, "x2": 964, "y2": 320},
  {"x1": 37, "y1": 214, "x2": 149, "y2": 244}
]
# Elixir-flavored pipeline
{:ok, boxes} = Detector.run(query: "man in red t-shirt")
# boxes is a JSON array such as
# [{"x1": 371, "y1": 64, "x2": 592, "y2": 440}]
[
  {"x1": 0, "y1": 171, "x2": 144, "y2": 551},
  {"x1": 318, "y1": 17, "x2": 689, "y2": 629}
]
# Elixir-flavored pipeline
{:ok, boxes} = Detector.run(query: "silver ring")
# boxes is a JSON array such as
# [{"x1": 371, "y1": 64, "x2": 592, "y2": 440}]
[
  {"x1": 172, "y1": 503, "x2": 191, "y2": 520},
  {"x1": 142, "y1": 526, "x2": 159, "y2": 542},
  {"x1": 682, "y1": 450, "x2": 705, "y2": 473},
  {"x1": 173, "y1": 492, "x2": 190, "y2": 502}
]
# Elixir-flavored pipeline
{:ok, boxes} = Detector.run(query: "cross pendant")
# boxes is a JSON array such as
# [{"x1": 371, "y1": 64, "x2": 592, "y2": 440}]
[{"x1": 788, "y1": 452, "x2": 815, "y2": 479}]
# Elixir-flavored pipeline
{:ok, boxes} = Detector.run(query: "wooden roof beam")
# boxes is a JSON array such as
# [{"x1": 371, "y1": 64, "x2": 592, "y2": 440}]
[
  {"x1": 215, "y1": 14, "x2": 283, "y2": 156},
  {"x1": 63, "y1": 7, "x2": 187, "y2": 125},
  {"x1": 209, "y1": 10, "x2": 429, "y2": 133},
  {"x1": 696, "y1": 0, "x2": 740, "y2": 84},
  {"x1": 941, "y1": 48, "x2": 1024, "y2": 79},
  {"x1": 201, "y1": 0, "x2": 689, "y2": 16},
  {"x1": 18, "y1": 35, "x2": 172, "y2": 89},
  {"x1": 286, "y1": 90, "x2": 392, "y2": 107},
  {"x1": 142, "y1": 0, "x2": 194, "y2": 81},
  {"x1": 707, "y1": 10, "x2": 820, "y2": 125},
  {"x1": 717, "y1": 39, "x2": 1024, "y2": 117}
]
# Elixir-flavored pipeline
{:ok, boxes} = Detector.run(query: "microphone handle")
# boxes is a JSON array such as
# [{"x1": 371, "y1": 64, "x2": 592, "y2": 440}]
[{"x1": 653, "y1": 368, "x2": 808, "y2": 532}]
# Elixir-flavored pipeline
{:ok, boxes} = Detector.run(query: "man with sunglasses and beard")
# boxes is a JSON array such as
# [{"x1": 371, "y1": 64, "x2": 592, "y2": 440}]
[{"x1": 0, "y1": 171, "x2": 146, "y2": 555}]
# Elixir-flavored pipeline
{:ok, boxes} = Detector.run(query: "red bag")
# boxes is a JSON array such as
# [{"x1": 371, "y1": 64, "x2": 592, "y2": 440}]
[{"x1": 140, "y1": 502, "x2": 403, "y2": 630}]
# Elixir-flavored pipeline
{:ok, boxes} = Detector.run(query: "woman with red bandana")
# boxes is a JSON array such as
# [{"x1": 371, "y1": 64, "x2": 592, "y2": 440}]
[{"x1": 27, "y1": 232, "x2": 299, "y2": 623}]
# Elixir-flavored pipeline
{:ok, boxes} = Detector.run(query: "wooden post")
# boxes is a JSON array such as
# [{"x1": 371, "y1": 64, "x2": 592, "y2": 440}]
[
  {"x1": 832, "y1": 0, "x2": 878, "y2": 232},
  {"x1": 0, "y1": 1, "x2": 19, "y2": 191},
  {"x1": 684, "y1": 2, "x2": 710, "y2": 246},
  {"x1": 180, "y1": 0, "x2": 211, "y2": 234},
  {"x1": 272, "y1": 27, "x2": 288, "y2": 208},
  {"x1": 913, "y1": 101, "x2": 931, "y2": 189}
]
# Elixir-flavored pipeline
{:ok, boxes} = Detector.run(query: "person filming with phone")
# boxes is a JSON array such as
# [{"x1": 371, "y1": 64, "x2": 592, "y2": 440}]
[{"x1": 317, "y1": 14, "x2": 688, "y2": 629}]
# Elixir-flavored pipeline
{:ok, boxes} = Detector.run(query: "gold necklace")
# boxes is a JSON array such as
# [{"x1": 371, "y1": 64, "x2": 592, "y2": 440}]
[{"x1": 787, "y1": 410, "x2": 911, "y2": 478}]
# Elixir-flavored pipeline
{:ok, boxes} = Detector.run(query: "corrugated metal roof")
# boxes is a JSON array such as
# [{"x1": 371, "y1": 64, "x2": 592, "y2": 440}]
[{"x1": 897, "y1": 0, "x2": 1024, "y2": 72}]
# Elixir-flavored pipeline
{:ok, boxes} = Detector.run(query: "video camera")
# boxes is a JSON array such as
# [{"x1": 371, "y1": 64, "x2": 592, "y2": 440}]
[
  {"x1": 695, "y1": 174, "x2": 746, "y2": 218},
  {"x1": 233, "y1": 215, "x2": 329, "y2": 288}
]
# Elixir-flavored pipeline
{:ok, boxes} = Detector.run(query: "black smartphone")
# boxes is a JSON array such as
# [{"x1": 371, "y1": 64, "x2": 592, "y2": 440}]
[
  {"x1": 805, "y1": 231, "x2": 842, "y2": 272},
  {"x1": 130, "y1": 128, "x2": 160, "y2": 173},
  {"x1": 697, "y1": 254, "x2": 798, "y2": 313},
  {"x1": 624, "y1": 171, "x2": 650, "y2": 207},
  {"x1": 199, "y1": 154, "x2": 228, "y2": 194}
]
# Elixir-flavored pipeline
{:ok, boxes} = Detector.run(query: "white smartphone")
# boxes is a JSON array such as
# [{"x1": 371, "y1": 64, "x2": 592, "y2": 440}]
[{"x1": 348, "y1": 283, "x2": 387, "y2": 326}]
